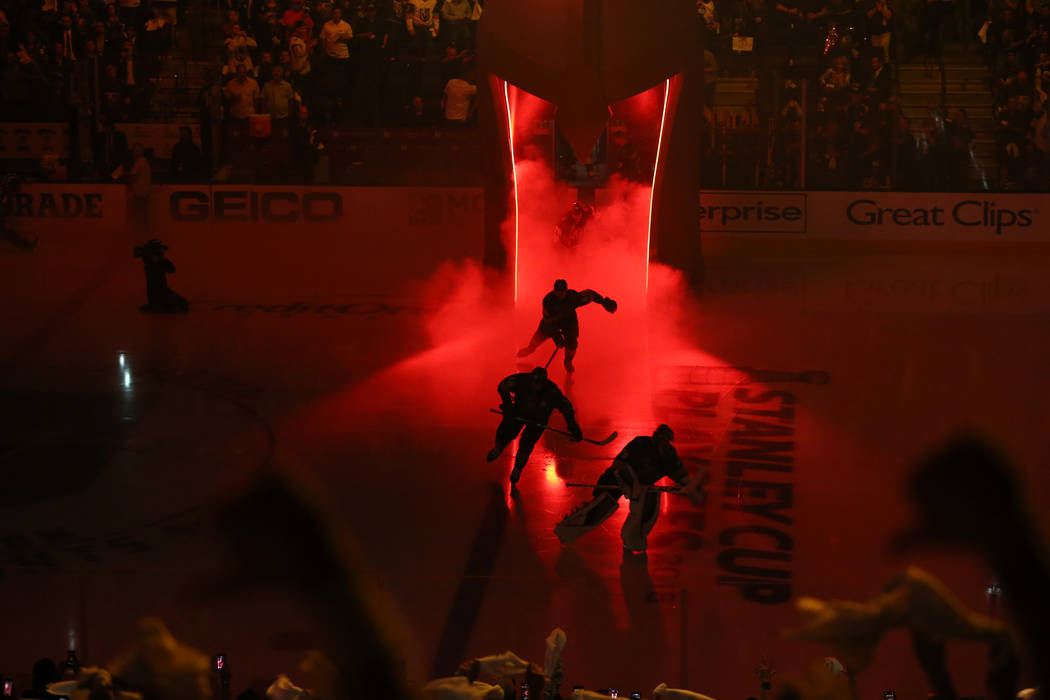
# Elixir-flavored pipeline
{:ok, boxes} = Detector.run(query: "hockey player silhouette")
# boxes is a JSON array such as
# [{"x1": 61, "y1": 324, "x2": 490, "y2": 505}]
[
  {"x1": 487, "y1": 367, "x2": 582, "y2": 484},
  {"x1": 517, "y1": 279, "x2": 616, "y2": 373},
  {"x1": 555, "y1": 425, "x2": 704, "y2": 553},
  {"x1": 555, "y1": 201, "x2": 595, "y2": 248}
]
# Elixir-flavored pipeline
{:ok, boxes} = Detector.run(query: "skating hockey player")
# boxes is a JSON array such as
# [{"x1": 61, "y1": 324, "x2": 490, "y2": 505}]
[
  {"x1": 487, "y1": 367, "x2": 582, "y2": 484},
  {"x1": 555, "y1": 424, "x2": 704, "y2": 553},
  {"x1": 135, "y1": 239, "x2": 189, "y2": 313},
  {"x1": 555, "y1": 201, "x2": 596, "y2": 248},
  {"x1": 516, "y1": 279, "x2": 616, "y2": 373}
]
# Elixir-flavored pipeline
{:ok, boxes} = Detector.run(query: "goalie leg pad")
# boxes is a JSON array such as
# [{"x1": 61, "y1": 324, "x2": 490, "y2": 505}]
[
  {"x1": 554, "y1": 493, "x2": 620, "y2": 544},
  {"x1": 621, "y1": 491, "x2": 661, "y2": 552}
]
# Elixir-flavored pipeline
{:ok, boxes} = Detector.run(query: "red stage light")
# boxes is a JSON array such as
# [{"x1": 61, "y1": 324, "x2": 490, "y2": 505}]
[
  {"x1": 645, "y1": 78, "x2": 671, "y2": 296},
  {"x1": 503, "y1": 79, "x2": 521, "y2": 305}
]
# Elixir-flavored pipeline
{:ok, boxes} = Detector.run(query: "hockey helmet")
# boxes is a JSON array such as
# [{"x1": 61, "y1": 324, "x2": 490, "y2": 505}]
[
  {"x1": 531, "y1": 366, "x2": 548, "y2": 381},
  {"x1": 653, "y1": 424, "x2": 674, "y2": 442},
  {"x1": 553, "y1": 279, "x2": 568, "y2": 292}
]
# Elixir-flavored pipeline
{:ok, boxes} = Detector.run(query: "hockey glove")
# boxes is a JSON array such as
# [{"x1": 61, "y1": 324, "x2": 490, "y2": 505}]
[
  {"x1": 682, "y1": 486, "x2": 705, "y2": 505},
  {"x1": 601, "y1": 297, "x2": 618, "y2": 313}
]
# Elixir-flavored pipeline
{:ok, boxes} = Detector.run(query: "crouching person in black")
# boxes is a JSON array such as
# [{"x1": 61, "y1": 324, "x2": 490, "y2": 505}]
[{"x1": 135, "y1": 239, "x2": 188, "y2": 313}]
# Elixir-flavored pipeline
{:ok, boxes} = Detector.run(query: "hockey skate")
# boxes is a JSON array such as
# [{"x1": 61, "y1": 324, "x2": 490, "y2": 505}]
[{"x1": 509, "y1": 462, "x2": 525, "y2": 483}]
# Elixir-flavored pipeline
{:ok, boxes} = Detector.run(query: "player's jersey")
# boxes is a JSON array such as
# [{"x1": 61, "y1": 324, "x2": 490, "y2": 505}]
[
  {"x1": 541, "y1": 289, "x2": 591, "y2": 329},
  {"x1": 498, "y1": 373, "x2": 574, "y2": 422},
  {"x1": 406, "y1": 0, "x2": 438, "y2": 29},
  {"x1": 614, "y1": 436, "x2": 689, "y2": 486}
]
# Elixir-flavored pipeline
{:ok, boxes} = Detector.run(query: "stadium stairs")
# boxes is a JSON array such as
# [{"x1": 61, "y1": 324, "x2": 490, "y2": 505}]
[{"x1": 897, "y1": 42, "x2": 997, "y2": 189}]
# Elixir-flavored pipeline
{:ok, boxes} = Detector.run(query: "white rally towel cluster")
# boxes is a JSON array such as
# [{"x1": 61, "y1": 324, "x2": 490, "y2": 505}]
[
  {"x1": 544, "y1": 628, "x2": 567, "y2": 678},
  {"x1": 265, "y1": 675, "x2": 307, "y2": 700},
  {"x1": 476, "y1": 651, "x2": 531, "y2": 677},
  {"x1": 653, "y1": 683, "x2": 719, "y2": 700},
  {"x1": 422, "y1": 676, "x2": 505, "y2": 699}
]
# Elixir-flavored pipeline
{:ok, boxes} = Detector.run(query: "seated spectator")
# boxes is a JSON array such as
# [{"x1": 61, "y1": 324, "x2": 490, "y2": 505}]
[
  {"x1": 21, "y1": 30, "x2": 49, "y2": 65},
  {"x1": 441, "y1": 0, "x2": 474, "y2": 48},
  {"x1": 442, "y1": 65, "x2": 476, "y2": 123},
  {"x1": 312, "y1": 0, "x2": 334, "y2": 28},
  {"x1": 440, "y1": 41, "x2": 473, "y2": 84},
  {"x1": 697, "y1": 0, "x2": 719, "y2": 45},
  {"x1": 171, "y1": 126, "x2": 202, "y2": 181},
  {"x1": 54, "y1": 13, "x2": 81, "y2": 61},
  {"x1": 821, "y1": 53, "x2": 852, "y2": 102},
  {"x1": 864, "y1": 0, "x2": 893, "y2": 61},
  {"x1": 116, "y1": 41, "x2": 153, "y2": 119},
  {"x1": 281, "y1": 0, "x2": 313, "y2": 38},
  {"x1": 101, "y1": 62, "x2": 130, "y2": 121},
  {"x1": 863, "y1": 52, "x2": 893, "y2": 100},
  {"x1": 289, "y1": 23, "x2": 314, "y2": 81},
  {"x1": 256, "y1": 14, "x2": 284, "y2": 53},
  {"x1": 406, "y1": 0, "x2": 440, "y2": 59},
  {"x1": 836, "y1": 30, "x2": 861, "y2": 72},
  {"x1": 319, "y1": 7, "x2": 353, "y2": 85},
  {"x1": 254, "y1": 50, "x2": 275, "y2": 83},
  {"x1": 263, "y1": 65, "x2": 297, "y2": 123},
  {"x1": 224, "y1": 24, "x2": 258, "y2": 76},
  {"x1": 221, "y1": 9, "x2": 241, "y2": 37},
  {"x1": 842, "y1": 116, "x2": 876, "y2": 187},
  {"x1": 223, "y1": 62, "x2": 261, "y2": 122},
  {"x1": 278, "y1": 48, "x2": 294, "y2": 79},
  {"x1": 103, "y1": 13, "x2": 126, "y2": 54}
]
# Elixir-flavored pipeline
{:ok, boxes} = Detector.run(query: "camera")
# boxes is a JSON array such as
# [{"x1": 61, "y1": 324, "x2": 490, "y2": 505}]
[{"x1": 134, "y1": 239, "x2": 168, "y2": 258}]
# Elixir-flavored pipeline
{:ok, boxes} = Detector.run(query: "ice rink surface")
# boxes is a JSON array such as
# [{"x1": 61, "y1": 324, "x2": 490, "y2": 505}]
[{"x1": 3, "y1": 224, "x2": 1050, "y2": 699}]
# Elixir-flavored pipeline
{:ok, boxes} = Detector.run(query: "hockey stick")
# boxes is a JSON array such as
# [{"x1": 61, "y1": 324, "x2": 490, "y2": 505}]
[
  {"x1": 544, "y1": 345, "x2": 561, "y2": 370},
  {"x1": 488, "y1": 409, "x2": 618, "y2": 446},
  {"x1": 564, "y1": 482, "x2": 682, "y2": 493}
]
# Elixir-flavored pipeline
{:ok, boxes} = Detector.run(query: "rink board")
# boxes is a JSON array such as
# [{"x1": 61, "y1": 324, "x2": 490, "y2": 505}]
[{"x1": 2, "y1": 186, "x2": 1049, "y2": 699}]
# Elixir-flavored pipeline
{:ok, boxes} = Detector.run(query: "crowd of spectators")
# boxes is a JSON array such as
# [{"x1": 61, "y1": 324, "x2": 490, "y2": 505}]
[
  {"x1": 696, "y1": 0, "x2": 913, "y2": 188},
  {"x1": 11, "y1": 0, "x2": 1050, "y2": 190},
  {"x1": 0, "y1": 0, "x2": 175, "y2": 122},
  {"x1": 0, "y1": 0, "x2": 482, "y2": 181},
  {"x1": 985, "y1": 0, "x2": 1050, "y2": 188},
  {"x1": 215, "y1": 0, "x2": 481, "y2": 166}
]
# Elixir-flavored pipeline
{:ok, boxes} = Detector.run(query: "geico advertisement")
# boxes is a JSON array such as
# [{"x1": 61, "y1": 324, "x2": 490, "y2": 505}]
[
  {"x1": 169, "y1": 189, "x2": 342, "y2": 222},
  {"x1": 165, "y1": 187, "x2": 484, "y2": 226},
  {"x1": 701, "y1": 191, "x2": 1048, "y2": 239}
]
